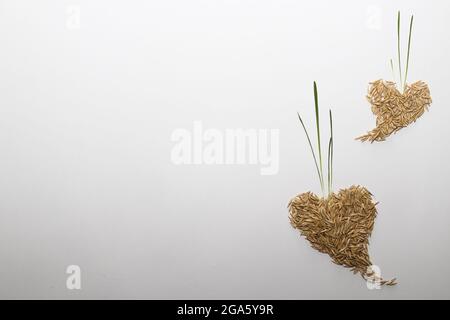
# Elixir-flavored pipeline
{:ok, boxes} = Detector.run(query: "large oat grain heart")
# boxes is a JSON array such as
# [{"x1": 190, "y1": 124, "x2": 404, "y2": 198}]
[
  {"x1": 357, "y1": 80, "x2": 432, "y2": 142},
  {"x1": 288, "y1": 185, "x2": 396, "y2": 285}
]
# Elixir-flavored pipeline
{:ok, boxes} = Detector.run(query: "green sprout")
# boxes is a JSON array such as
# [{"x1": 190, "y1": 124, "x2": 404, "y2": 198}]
[
  {"x1": 327, "y1": 110, "x2": 333, "y2": 196},
  {"x1": 397, "y1": 11, "x2": 403, "y2": 91},
  {"x1": 297, "y1": 82, "x2": 334, "y2": 198},
  {"x1": 404, "y1": 14, "x2": 414, "y2": 92},
  {"x1": 390, "y1": 11, "x2": 414, "y2": 93}
]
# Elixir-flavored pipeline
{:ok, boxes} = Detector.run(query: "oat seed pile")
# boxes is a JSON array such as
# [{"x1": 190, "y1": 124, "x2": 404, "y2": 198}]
[
  {"x1": 357, "y1": 79, "x2": 432, "y2": 142},
  {"x1": 288, "y1": 185, "x2": 396, "y2": 285}
]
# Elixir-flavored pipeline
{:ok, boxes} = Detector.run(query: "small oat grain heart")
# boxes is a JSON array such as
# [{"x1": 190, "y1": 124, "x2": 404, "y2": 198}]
[{"x1": 357, "y1": 80, "x2": 432, "y2": 142}]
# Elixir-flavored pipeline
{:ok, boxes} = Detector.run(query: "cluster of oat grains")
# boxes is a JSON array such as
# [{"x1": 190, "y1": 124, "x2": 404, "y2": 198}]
[
  {"x1": 358, "y1": 12, "x2": 432, "y2": 142},
  {"x1": 357, "y1": 80, "x2": 432, "y2": 142},
  {"x1": 289, "y1": 12, "x2": 434, "y2": 287},
  {"x1": 289, "y1": 186, "x2": 396, "y2": 286}
]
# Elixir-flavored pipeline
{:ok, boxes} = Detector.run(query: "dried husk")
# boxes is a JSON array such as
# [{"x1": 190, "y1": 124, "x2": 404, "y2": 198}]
[
  {"x1": 288, "y1": 185, "x2": 396, "y2": 285},
  {"x1": 357, "y1": 79, "x2": 432, "y2": 142}
]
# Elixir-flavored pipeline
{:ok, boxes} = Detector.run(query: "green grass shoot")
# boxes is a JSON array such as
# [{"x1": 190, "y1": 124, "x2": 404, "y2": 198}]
[
  {"x1": 397, "y1": 11, "x2": 403, "y2": 91},
  {"x1": 404, "y1": 15, "x2": 414, "y2": 92},
  {"x1": 327, "y1": 110, "x2": 333, "y2": 196},
  {"x1": 313, "y1": 82, "x2": 324, "y2": 195},
  {"x1": 297, "y1": 82, "x2": 334, "y2": 198},
  {"x1": 390, "y1": 11, "x2": 414, "y2": 93}
]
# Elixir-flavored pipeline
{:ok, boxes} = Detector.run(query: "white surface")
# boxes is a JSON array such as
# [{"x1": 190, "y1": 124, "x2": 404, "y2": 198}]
[{"x1": 0, "y1": 0, "x2": 449, "y2": 299}]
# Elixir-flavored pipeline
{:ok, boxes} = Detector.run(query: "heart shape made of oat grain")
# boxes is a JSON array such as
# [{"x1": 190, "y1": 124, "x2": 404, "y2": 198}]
[
  {"x1": 288, "y1": 185, "x2": 396, "y2": 285},
  {"x1": 357, "y1": 79, "x2": 432, "y2": 142}
]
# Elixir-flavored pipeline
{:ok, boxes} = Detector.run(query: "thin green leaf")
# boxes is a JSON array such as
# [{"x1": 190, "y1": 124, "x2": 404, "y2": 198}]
[
  {"x1": 327, "y1": 137, "x2": 332, "y2": 196},
  {"x1": 297, "y1": 112, "x2": 323, "y2": 192},
  {"x1": 390, "y1": 58, "x2": 396, "y2": 83},
  {"x1": 404, "y1": 15, "x2": 414, "y2": 92},
  {"x1": 397, "y1": 11, "x2": 403, "y2": 92},
  {"x1": 330, "y1": 138, "x2": 334, "y2": 192},
  {"x1": 329, "y1": 109, "x2": 333, "y2": 195}
]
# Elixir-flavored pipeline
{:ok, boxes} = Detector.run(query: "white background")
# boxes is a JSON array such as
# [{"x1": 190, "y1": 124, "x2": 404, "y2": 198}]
[{"x1": 0, "y1": 0, "x2": 449, "y2": 299}]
